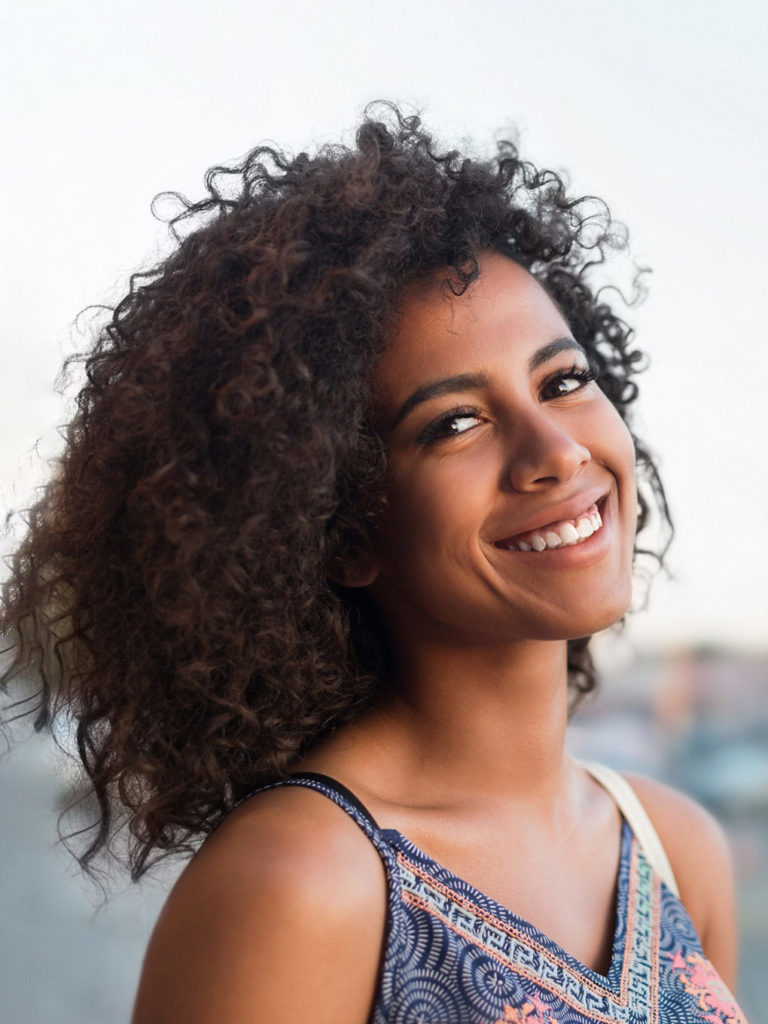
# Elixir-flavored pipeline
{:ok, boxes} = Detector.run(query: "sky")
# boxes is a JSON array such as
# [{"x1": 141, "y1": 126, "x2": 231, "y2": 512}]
[{"x1": 1, "y1": 0, "x2": 767, "y2": 652}]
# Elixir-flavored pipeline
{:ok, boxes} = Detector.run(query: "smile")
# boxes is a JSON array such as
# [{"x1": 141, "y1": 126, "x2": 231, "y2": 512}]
[{"x1": 494, "y1": 502, "x2": 604, "y2": 553}]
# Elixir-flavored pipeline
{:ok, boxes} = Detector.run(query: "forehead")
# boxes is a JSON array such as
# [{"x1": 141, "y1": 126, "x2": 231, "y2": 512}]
[{"x1": 375, "y1": 252, "x2": 571, "y2": 401}]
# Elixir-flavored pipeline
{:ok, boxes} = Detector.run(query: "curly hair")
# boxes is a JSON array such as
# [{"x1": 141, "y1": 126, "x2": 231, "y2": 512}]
[{"x1": 1, "y1": 103, "x2": 670, "y2": 879}]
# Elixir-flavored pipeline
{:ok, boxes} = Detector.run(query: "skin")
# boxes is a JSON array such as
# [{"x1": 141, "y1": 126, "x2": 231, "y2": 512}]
[{"x1": 132, "y1": 253, "x2": 738, "y2": 1023}]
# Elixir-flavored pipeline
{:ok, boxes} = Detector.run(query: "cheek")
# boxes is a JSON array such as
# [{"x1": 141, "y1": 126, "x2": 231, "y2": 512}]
[
  {"x1": 600, "y1": 408, "x2": 638, "y2": 549},
  {"x1": 597, "y1": 403, "x2": 636, "y2": 479},
  {"x1": 376, "y1": 458, "x2": 489, "y2": 565}
]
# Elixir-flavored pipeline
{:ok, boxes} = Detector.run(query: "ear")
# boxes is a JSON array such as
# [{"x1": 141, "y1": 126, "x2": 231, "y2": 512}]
[{"x1": 327, "y1": 546, "x2": 380, "y2": 589}]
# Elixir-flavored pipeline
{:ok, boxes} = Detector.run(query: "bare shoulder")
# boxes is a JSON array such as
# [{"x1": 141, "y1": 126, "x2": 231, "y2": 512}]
[
  {"x1": 132, "y1": 785, "x2": 388, "y2": 1024},
  {"x1": 624, "y1": 772, "x2": 738, "y2": 988},
  {"x1": 623, "y1": 773, "x2": 733, "y2": 879}
]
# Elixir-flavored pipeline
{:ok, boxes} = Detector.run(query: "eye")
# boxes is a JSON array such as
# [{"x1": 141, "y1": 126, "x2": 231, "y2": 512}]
[
  {"x1": 418, "y1": 407, "x2": 485, "y2": 444},
  {"x1": 541, "y1": 364, "x2": 596, "y2": 400}
]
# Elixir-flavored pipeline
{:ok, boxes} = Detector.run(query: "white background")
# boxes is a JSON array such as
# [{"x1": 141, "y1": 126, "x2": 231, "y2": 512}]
[{"x1": 3, "y1": 0, "x2": 767, "y2": 651}]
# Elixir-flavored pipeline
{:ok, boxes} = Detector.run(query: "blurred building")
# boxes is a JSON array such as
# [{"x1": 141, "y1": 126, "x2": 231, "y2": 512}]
[{"x1": 569, "y1": 645, "x2": 768, "y2": 1019}]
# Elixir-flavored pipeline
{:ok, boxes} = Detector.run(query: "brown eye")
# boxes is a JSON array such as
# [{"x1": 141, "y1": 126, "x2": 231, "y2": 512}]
[
  {"x1": 552, "y1": 377, "x2": 582, "y2": 396},
  {"x1": 418, "y1": 408, "x2": 484, "y2": 444},
  {"x1": 541, "y1": 366, "x2": 596, "y2": 400},
  {"x1": 445, "y1": 413, "x2": 482, "y2": 435}
]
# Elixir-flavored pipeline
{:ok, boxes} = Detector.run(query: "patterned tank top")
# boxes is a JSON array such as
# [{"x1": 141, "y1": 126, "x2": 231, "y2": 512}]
[{"x1": 248, "y1": 772, "x2": 747, "y2": 1024}]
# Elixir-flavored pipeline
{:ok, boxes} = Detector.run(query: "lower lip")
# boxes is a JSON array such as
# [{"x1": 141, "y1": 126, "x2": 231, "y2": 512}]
[{"x1": 493, "y1": 497, "x2": 613, "y2": 569}]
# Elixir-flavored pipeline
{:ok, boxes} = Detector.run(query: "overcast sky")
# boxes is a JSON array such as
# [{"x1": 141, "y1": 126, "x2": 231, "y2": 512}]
[{"x1": 2, "y1": 0, "x2": 766, "y2": 652}]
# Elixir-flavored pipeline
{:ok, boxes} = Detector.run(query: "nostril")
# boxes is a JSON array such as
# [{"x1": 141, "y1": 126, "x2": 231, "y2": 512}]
[{"x1": 508, "y1": 440, "x2": 591, "y2": 492}]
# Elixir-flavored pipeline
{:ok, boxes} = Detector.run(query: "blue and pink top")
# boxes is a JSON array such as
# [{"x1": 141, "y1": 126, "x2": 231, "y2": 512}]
[{"x1": 246, "y1": 771, "x2": 747, "y2": 1024}]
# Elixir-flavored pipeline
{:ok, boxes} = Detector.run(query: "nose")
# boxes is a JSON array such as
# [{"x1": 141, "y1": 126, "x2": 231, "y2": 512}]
[{"x1": 503, "y1": 413, "x2": 591, "y2": 492}]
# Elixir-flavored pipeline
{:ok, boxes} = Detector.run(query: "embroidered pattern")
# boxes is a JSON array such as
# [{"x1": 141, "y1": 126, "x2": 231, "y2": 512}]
[
  {"x1": 493, "y1": 994, "x2": 562, "y2": 1024},
  {"x1": 668, "y1": 951, "x2": 747, "y2": 1024},
  {"x1": 382, "y1": 829, "x2": 659, "y2": 1024}
]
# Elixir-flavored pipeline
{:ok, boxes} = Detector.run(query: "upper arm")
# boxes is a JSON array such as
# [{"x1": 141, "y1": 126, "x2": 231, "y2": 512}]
[
  {"x1": 624, "y1": 773, "x2": 738, "y2": 990},
  {"x1": 131, "y1": 789, "x2": 388, "y2": 1024}
]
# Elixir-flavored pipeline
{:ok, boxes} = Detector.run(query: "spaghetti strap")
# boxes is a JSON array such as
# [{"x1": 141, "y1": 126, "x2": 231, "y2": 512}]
[
  {"x1": 287, "y1": 771, "x2": 381, "y2": 828},
  {"x1": 243, "y1": 765, "x2": 680, "y2": 897},
  {"x1": 580, "y1": 760, "x2": 680, "y2": 896},
  {"x1": 230, "y1": 772, "x2": 397, "y2": 867}
]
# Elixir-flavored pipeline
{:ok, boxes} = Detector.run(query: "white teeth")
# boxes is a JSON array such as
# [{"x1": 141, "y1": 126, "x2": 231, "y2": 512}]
[
  {"x1": 501, "y1": 502, "x2": 605, "y2": 553},
  {"x1": 576, "y1": 517, "x2": 594, "y2": 539},
  {"x1": 560, "y1": 523, "x2": 580, "y2": 545}
]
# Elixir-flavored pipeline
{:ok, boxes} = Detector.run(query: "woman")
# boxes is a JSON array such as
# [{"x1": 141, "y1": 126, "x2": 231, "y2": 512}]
[{"x1": 1, "y1": 105, "x2": 744, "y2": 1023}]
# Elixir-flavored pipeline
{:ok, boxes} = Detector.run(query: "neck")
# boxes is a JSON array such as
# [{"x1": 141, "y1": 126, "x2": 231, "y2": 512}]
[{"x1": 371, "y1": 637, "x2": 573, "y2": 805}]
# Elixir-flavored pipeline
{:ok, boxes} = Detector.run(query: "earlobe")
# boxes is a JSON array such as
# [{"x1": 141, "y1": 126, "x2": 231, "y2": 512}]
[{"x1": 327, "y1": 549, "x2": 380, "y2": 589}]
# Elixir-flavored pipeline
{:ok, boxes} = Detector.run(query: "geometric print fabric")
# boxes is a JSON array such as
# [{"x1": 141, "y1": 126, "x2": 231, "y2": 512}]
[{"x1": 247, "y1": 774, "x2": 748, "y2": 1024}]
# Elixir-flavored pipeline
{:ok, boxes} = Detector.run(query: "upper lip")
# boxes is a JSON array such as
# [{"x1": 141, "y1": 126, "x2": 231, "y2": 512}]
[{"x1": 491, "y1": 488, "x2": 609, "y2": 546}]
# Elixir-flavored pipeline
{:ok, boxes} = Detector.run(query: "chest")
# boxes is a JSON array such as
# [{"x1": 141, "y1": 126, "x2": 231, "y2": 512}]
[
  {"x1": 373, "y1": 826, "x2": 748, "y2": 1024},
  {"x1": 395, "y1": 812, "x2": 622, "y2": 975}
]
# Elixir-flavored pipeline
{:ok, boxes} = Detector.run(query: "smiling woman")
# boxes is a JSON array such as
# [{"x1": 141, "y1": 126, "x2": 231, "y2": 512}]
[
  {"x1": 0, "y1": 103, "x2": 746, "y2": 1023},
  {"x1": 366, "y1": 254, "x2": 638, "y2": 649}
]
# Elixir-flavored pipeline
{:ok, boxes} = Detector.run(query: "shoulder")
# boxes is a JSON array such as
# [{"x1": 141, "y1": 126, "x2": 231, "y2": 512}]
[
  {"x1": 623, "y1": 772, "x2": 737, "y2": 988},
  {"x1": 622, "y1": 773, "x2": 733, "y2": 903},
  {"x1": 132, "y1": 784, "x2": 388, "y2": 1024}
]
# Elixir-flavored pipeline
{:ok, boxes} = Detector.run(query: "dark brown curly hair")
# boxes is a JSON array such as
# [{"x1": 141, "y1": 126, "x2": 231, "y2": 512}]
[{"x1": 1, "y1": 103, "x2": 670, "y2": 879}]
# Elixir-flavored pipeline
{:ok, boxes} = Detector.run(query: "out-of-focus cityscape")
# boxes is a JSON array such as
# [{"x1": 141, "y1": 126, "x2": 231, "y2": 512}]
[
  {"x1": 569, "y1": 644, "x2": 768, "y2": 1021},
  {"x1": 0, "y1": 644, "x2": 765, "y2": 1023}
]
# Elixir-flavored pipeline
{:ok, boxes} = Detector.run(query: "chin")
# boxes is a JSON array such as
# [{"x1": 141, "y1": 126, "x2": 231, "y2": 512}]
[
  {"x1": 533, "y1": 583, "x2": 633, "y2": 642},
  {"x1": 569, "y1": 592, "x2": 632, "y2": 638}
]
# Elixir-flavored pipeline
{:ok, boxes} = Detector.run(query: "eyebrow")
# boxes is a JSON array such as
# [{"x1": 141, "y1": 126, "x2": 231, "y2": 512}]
[
  {"x1": 391, "y1": 337, "x2": 586, "y2": 429},
  {"x1": 527, "y1": 337, "x2": 585, "y2": 371},
  {"x1": 391, "y1": 373, "x2": 491, "y2": 429}
]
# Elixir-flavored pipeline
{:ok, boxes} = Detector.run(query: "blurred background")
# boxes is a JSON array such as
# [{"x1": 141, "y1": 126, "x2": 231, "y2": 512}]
[{"x1": 1, "y1": 0, "x2": 766, "y2": 1020}]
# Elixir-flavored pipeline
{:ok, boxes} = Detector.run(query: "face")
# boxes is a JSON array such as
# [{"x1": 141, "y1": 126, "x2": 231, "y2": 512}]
[{"x1": 358, "y1": 252, "x2": 637, "y2": 649}]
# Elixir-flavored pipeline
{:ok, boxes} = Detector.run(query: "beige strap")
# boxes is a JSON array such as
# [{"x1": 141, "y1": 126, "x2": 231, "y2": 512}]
[{"x1": 580, "y1": 761, "x2": 680, "y2": 897}]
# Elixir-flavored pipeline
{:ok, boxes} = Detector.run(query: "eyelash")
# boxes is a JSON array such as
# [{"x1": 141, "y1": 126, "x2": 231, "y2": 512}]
[
  {"x1": 540, "y1": 363, "x2": 597, "y2": 399},
  {"x1": 417, "y1": 406, "x2": 485, "y2": 444},
  {"x1": 417, "y1": 364, "x2": 597, "y2": 444}
]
